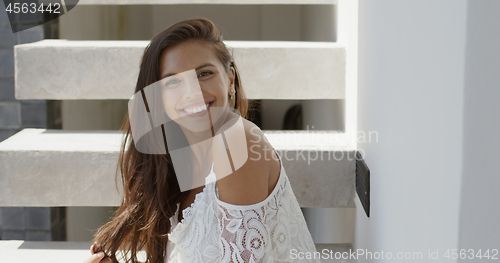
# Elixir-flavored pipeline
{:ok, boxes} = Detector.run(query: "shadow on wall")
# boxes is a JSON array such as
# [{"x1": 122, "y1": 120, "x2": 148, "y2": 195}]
[{"x1": 283, "y1": 104, "x2": 303, "y2": 130}]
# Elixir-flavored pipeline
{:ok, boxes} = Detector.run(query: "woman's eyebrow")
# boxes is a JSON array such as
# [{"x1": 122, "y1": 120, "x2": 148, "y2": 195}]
[{"x1": 161, "y1": 63, "x2": 216, "y2": 79}]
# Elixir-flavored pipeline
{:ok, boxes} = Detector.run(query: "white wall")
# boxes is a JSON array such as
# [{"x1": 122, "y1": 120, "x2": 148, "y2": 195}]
[
  {"x1": 61, "y1": 100, "x2": 128, "y2": 130},
  {"x1": 60, "y1": 5, "x2": 152, "y2": 40},
  {"x1": 458, "y1": 0, "x2": 500, "y2": 257},
  {"x1": 356, "y1": 0, "x2": 468, "y2": 262},
  {"x1": 66, "y1": 207, "x2": 116, "y2": 242}
]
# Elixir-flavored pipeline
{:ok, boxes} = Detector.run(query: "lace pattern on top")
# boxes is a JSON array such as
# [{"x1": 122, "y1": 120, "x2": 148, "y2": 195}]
[
  {"x1": 216, "y1": 168, "x2": 287, "y2": 263},
  {"x1": 166, "y1": 152, "x2": 319, "y2": 263}
]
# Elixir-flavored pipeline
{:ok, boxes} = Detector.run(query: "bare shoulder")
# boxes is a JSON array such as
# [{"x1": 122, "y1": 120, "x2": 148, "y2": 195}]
[{"x1": 213, "y1": 118, "x2": 280, "y2": 206}]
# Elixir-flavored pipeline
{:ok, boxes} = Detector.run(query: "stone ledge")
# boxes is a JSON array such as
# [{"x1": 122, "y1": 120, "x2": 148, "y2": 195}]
[
  {"x1": 14, "y1": 40, "x2": 345, "y2": 100},
  {"x1": 0, "y1": 241, "x2": 355, "y2": 263},
  {"x1": 0, "y1": 128, "x2": 355, "y2": 207},
  {"x1": 0, "y1": 241, "x2": 92, "y2": 263}
]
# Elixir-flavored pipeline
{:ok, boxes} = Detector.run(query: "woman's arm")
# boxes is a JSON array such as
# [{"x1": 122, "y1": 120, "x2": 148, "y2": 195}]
[{"x1": 212, "y1": 118, "x2": 282, "y2": 263}]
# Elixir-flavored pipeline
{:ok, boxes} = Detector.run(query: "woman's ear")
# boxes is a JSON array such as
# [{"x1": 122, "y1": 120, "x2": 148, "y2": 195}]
[{"x1": 229, "y1": 66, "x2": 235, "y2": 88}]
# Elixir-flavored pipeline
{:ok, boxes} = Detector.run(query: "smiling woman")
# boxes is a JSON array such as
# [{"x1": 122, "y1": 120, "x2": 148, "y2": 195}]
[{"x1": 82, "y1": 17, "x2": 319, "y2": 263}]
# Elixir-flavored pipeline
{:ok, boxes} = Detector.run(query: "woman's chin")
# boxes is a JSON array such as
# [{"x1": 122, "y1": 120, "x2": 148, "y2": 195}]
[{"x1": 179, "y1": 121, "x2": 213, "y2": 134}]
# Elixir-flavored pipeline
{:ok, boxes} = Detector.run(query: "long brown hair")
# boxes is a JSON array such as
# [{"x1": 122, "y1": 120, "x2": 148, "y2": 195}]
[{"x1": 93, "y1": 17, "x2": 250, "y2": 263}]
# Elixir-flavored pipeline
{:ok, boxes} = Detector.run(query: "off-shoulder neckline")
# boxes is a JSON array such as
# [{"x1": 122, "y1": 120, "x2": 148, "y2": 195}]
[
  {"x1": 170, "y1": 148, "x2": 284, "y2": 232},
  {"x1": 169, "y1": 161, "x2": 215, "y2": 229}
]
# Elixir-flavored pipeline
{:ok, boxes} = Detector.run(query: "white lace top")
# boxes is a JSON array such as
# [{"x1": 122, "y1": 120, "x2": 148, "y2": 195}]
[{"x1": 165, "y1": 152, "x2": 320, "y2": 263}]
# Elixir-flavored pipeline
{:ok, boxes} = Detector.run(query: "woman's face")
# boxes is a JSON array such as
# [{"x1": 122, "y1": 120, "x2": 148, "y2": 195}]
[{"x1": 159, "y1": 39, "x2": 235, "y2": 133}]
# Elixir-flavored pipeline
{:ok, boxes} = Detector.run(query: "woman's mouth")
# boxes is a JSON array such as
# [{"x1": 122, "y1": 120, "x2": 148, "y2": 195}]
[{"x1": 179, "y1": 101, "x2": 214, "y2": 117}]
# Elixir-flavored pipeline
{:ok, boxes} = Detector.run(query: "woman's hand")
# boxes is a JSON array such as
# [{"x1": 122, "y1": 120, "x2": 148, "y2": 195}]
[{"x1": 83, "y1": 243, "x2": 112, "y2": 263}]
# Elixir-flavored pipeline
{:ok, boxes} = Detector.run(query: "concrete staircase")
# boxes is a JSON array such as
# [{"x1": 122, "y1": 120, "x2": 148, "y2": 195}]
[{"x1": 0, "y1": 0, "x2": 358, "y2": 262}]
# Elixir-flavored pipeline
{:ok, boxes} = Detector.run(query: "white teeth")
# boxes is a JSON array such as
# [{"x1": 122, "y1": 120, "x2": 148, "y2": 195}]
[{"x1": 183, "y1": 102, "x2": 211, "y2": 114}]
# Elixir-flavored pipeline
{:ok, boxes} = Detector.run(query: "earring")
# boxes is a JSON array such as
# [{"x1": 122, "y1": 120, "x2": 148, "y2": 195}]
[{"x1": 230, "y1": 88, "x2": 235, "y2": 100}]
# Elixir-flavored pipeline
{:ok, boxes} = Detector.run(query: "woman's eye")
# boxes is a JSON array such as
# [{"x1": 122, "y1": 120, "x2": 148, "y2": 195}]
[
  {"x1": 165, "y1": 79, "x2": 181, "y2": 87},
  {"x1": 198, "y1": 71, "x2": 213, "y2": 78}
]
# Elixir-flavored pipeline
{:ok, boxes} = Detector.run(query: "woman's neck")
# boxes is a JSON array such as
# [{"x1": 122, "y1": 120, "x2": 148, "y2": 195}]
[{"x1": 181, "y1": 110, "x2": 231, "y2": 168}]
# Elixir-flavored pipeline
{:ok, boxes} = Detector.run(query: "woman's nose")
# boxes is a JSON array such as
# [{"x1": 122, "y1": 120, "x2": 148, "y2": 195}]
[{"x1": 182, "y1": 72, "x2": 203, "y2": 99}]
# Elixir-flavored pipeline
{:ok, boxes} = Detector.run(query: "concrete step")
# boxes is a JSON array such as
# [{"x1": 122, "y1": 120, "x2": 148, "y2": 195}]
[
  {"x1": 0, "y1": 241, "x2": 355, "y2": 263},
  {"x1": 14, "y1": 40, "x2": 345, "y2": 100},
  {"x1": 0, "y1": 128, "x2": 355, "y2": 208}
]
